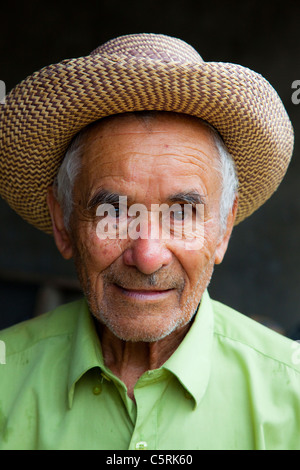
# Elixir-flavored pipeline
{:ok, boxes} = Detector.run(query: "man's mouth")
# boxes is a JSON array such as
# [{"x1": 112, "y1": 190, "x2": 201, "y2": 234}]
[{"x1": 113, "y1": 284, "x2": 174, "y2": 300}]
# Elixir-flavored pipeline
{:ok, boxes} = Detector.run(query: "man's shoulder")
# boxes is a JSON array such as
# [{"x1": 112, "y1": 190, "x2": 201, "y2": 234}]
[
  {"x1": 0, "y1": 298, "x2": 86, "y2": 358},
  {"x1": 211, "y1": 296, "x2": 300, "y2": 372}
]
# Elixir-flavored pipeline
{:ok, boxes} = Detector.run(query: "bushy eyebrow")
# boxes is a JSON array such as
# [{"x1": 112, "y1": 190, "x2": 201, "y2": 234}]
[
  {"x1": 167, "y1": 192, "x2": 206, "y2": 205},
  {"x1": 87, "y1": 189, "x2": 206, "y2": 209},
  {"x1": 87, "y1": 189, "x2": 124, "y2": 209}
]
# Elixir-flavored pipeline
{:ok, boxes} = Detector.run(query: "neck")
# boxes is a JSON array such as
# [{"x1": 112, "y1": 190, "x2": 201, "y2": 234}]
[{"x1": 96, "y1": 322, "x2": 191, "y2": 400}]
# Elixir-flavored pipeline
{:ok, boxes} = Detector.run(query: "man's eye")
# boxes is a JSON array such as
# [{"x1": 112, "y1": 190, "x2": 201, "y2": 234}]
[
  {"x1": 108, "y1": 206, "x2": 126, "y2": 218},
  {"x1": 171, "y1": 205, "x2": 194, "y2": 222},
  {"x1": 172, "y1": 209, "x2": 185, "y2": 221}
]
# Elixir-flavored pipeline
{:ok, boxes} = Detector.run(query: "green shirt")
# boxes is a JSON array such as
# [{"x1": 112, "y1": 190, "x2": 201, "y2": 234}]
[{"x1": 0, "y1": 290, "x2": 300, "y2": 450}]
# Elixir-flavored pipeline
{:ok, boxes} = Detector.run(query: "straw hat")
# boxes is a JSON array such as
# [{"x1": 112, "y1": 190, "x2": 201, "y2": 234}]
[{"x1": 0, "y1": 33, "x2": 293, "y2": 234}]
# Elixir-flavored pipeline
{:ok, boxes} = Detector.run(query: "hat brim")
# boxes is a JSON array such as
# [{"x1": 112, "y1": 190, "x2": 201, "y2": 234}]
[{"x1": 0, "y1": 54, "x2": 294, "y2": 233}]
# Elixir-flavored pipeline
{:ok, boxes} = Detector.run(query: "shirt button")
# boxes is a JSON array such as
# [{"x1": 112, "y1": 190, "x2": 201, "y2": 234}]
[
  {"x1": 93, "y1": 385, "x2": 102, "y2": 395},
  {"x1": 135, "y1": 441, "x2": 148, "y2": 450}
]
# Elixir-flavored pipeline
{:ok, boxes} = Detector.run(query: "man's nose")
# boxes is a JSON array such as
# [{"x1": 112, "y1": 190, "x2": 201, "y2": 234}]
[{"x1": 123, "y1": 237, "x2": 173, "y2": 275}]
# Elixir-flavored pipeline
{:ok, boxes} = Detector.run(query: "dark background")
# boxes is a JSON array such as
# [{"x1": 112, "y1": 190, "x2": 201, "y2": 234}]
[{"x1": 0, "y1": 0, "x2": 299, "y2": 337}]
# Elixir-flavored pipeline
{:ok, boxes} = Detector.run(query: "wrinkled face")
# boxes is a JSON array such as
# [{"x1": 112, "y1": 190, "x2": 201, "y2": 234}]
[{"x1": 51, "y1": 113, "x2": 235, "y2": 342}]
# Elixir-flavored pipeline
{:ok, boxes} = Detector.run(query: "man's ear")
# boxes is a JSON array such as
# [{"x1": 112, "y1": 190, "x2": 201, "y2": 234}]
[
  {"x1": 47, "y1": 186, "x2": 73, "y2": 260},
  {"x1": 214, "y1": 195, "x2": 238, "y2": 265}
]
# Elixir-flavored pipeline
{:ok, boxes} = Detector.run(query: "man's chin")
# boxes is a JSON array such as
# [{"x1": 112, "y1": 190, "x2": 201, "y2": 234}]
[
  {"x1": 109, "y1": 327, "x2": 175, "y2": 343},
  {"x1": 94, "y1": 312, "x2": 189, "y2": 343}
]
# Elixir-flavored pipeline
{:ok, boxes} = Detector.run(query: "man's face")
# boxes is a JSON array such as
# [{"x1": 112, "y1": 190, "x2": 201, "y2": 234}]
[{"x1": 50, "y1": 113, "x2": 235, "y2": 342}]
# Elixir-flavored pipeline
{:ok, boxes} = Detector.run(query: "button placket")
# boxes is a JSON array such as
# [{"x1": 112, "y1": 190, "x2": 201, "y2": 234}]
[{"x1": 128, "y1": 370, "x2": 169, "y2": 450}]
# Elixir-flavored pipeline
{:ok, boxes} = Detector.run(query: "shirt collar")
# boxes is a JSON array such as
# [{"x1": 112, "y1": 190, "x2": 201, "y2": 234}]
[
  {"x1": 67, "y1": 290, "x2": 214, "y2": 409},
  {"x1": 67, "y1": 299, "x2": 105, "y2": 408},
  {"x1": 163, "y1": 289, "x2": 214, "y2": 408}
]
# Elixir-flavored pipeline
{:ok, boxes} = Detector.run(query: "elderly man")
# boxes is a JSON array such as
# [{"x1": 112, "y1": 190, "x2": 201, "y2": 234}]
[{"x1": 0, "y1": 33, "x2": 299, "y2": 450}]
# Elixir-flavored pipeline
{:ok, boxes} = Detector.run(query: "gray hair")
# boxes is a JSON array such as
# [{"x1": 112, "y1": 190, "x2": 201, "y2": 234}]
[
  {"x1": 53, "y1": 114, "x2": 238, "y2": 232},
  {"x1": 207, "y1": 126, "x2": 239, "y2": 231}
]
